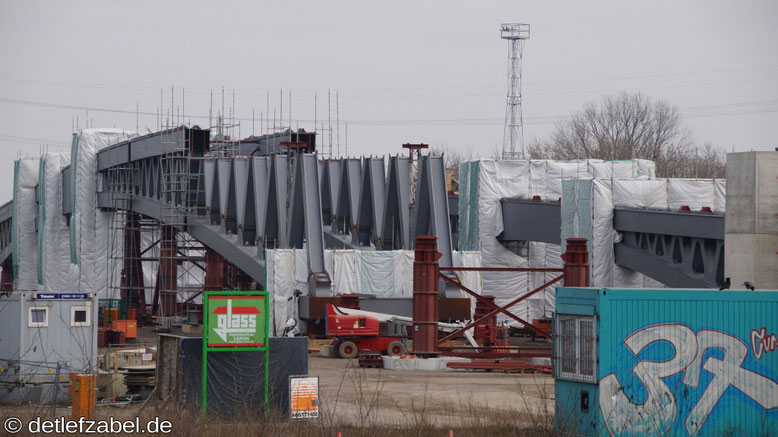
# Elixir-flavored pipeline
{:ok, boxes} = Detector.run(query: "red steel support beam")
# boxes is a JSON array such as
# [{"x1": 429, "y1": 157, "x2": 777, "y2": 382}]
[
  {"x1": 438, "y1": 274, "x2": 530, "y2": 328},
  {"x1": 438, "y1": 274, "x2": 564, "y2": 343},
  {"x1": 223, "y1": 260, "x2": 256, "y2": 291},
  {"x1": 121, "y1": 212, "x2": 146, "y2": 313},
  {"x1": 204, "y1": 248, "x2": 223, "y2": 291},
  {"x1": 183, "y1": 248, "x2": 224, "y2": 305},
  {"x1": 439, "y1": 267, "x2": 564, "y2": 273},
  {"x1": 155, "y1": 226, "x2": 178, "y2": 316},
  {"x1": 562, "y1": 238, "x2": 590, "y2": 287},
  {"x1": 413, "y1": 235, "x2": 440, "y2": 357}
]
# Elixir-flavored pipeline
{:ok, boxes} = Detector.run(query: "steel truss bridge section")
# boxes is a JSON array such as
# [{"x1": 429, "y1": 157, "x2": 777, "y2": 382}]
[
  {"x1": 497, "y1": 199, "x2": 725, "y2": 288},
  {"x1": 87, "y1": 126, "x2": 455, "y2": 297},
  {"x1": 613, "y1": 208, "x2": 725, "y2": 288}
]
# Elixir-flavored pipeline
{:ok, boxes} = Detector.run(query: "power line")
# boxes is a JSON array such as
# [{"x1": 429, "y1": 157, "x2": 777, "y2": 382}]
[
  {"x1": 0, "y1": 95, "x2": 776, "y2": 129},
  {"x1": 2, "y1": 63, "x2": 777, "y2": 94}
]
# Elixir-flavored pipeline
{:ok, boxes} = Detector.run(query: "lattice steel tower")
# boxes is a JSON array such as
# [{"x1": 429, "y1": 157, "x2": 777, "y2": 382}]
[{"x1": 500, "y1": 23, "x2": 530, "y2": 159}]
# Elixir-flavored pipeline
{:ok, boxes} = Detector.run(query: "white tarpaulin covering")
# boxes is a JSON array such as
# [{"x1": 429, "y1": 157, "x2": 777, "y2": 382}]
[
  {"x1": 6, "y1": 129, "x2": 137, "y2": 296},
  {"x1": 12, "y1": 158, "x2": 40, "y2": 290},
  {"x1": 265, "y1": 249, "x2": 298, "y2": 336},
  {"x1": 68, "y1": 129, "x2": 136, "y2": 296},
  {"x1": 458, "y1": 159, "x2": 655, "y2": 324},
  {"x1": 667, "y1": 179, "x2": 717, "y2": 212},
  {"x1": 562, "y1": 177, "x2": 727, "y2": 288},
  {"x1": 264, "y1": 249, "x2": 482, "y2": 335},
  {"x1": 39, "y1": 153, "x2": 71, "y2": 293}
]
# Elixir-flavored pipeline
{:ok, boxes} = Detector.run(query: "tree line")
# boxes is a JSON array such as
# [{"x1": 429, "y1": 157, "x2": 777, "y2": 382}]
[{"x1": 434, "y1": 92, "x2": 727, "y2": 180}]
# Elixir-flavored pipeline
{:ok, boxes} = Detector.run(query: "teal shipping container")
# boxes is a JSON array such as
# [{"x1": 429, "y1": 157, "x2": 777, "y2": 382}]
[{"x1": 554, "y1": 287, "x2": 778, "y2": 436}]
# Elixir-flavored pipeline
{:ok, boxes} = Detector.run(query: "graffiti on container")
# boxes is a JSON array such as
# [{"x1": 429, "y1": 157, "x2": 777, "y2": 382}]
[
  {"x1": 600, "y1": 324, "x2": 778, "y2": 436},
  {"x1": 752, "y1": 327, "x2": 778, "y2": 360}
]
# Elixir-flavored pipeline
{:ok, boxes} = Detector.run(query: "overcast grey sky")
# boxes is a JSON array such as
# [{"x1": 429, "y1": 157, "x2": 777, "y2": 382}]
[{"x1": 1, "y1": 0, "x2": 777, "y2": 201}]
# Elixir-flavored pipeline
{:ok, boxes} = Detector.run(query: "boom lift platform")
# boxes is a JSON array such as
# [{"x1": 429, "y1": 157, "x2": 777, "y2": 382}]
[{"x1": 325, "y1": 304, "x2": 478, "y2": 358}]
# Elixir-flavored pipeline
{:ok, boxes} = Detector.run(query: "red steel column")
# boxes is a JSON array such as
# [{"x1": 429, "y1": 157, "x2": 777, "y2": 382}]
[
  {"x1": 204, "y1": 248, "x2": 223, "y2": 291},
  {"x1": 473, "y1": 295, "x2": 497, "y2": 347},
  {"x1": 121, "y1": 212, "x2": 146, "y2": 313},
  {"x1": 562, "y1": 238, "x2": 590, "y2": 287},
  {"x1": 158, "y1": 226, "x2": 178, "y2": 316},
  {"x1": 413, "y1": 235, "x2": 440, "y2": 356}
]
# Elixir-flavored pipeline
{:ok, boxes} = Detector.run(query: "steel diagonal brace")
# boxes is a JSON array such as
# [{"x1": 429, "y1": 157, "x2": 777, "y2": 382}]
[{"x1": 437, "y1": 274, "x2": 564, "y2": 343}]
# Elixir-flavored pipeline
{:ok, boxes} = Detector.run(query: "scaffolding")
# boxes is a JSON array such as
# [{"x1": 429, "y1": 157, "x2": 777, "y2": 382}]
[
  {"x1": 106, "y1": 162, "x2": 153, "y2": 323},
  {"x1": 105, "y1": 124, "x2": 207, "y2": 324},
  {"x1": 157, "y1": 126, "x2": 206, "y2": 321}
]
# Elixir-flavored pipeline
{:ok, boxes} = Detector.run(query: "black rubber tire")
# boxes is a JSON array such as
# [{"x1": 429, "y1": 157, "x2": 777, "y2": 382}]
[
  {"x1": 386, "y1": 341, "x2": 405, "y2": 357},
  {"x1": 339, "y1": 341, "x2": 358, "y2": 359}
]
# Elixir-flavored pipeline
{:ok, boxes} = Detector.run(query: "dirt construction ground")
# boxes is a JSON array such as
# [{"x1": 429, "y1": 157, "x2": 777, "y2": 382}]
[{"x1": 310, "y1": 355, "x2": 555, "y2": 427}]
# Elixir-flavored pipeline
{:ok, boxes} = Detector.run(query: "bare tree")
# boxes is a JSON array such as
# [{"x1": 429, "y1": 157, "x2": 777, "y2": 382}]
[{"x1": 529, "y1": 92, "x2": 726, "y2": 178}]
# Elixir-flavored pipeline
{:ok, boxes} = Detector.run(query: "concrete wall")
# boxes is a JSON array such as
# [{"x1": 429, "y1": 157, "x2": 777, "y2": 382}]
[{"x1": 725, "y1": 151, "x2": 778, "y2": 289}]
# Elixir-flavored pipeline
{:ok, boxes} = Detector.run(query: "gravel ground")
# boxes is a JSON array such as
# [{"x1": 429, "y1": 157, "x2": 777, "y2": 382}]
[{"x1": 309, "y1": 354, "x2": 555, "y2": 427}]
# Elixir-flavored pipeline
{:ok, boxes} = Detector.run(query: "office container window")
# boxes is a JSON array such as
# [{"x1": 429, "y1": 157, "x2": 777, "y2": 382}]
[
  {"x1": 554, "y1": 314, "x2": 596, "y2": 383},
  {"x1": 71, "y1": 306, "x2": 90, "y2": 327},
  {"x1": 28, "y1": 307, "x2": 48, "y2": 327}
]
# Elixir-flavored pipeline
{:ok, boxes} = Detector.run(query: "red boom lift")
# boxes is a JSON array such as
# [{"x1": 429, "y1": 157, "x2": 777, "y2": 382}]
[{"x1": 326, "y1": 304, "x2": 407, "y2": 358}]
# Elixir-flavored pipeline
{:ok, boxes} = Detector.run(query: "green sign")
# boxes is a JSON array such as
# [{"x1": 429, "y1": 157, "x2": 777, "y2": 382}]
[
  {"x1": 206, "y1": 295, "x2": 267, "y2": 347},
  {"x1": 202, "y1": 291, "x2": 270, "y2": 416}
]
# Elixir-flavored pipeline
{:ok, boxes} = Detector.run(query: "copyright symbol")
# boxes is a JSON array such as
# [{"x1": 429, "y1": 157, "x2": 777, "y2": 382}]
[{"x1": 4, "y1": 417, "x2": 22, "y2": 433}]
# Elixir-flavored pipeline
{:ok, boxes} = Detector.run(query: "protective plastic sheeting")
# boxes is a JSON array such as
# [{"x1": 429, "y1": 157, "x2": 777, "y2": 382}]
[
  {"x1": 68, "y1": 129, "x2": 136, "y2": 296},
  {"x1": 12, "y1": 158, "x2": 40, "y2": 290},
  {"x1": 459, "y1": 158, "x2": 654, "y2": 324},
  {"x1": 612, "y1": 179, "x2": 668, "y2": 209},
  {"x1": 667, "y1": 179, "x2": 716, "y2": 212},
  {"x1": 714, "y1": 179, "x2": 727, "y2": 212},
  {"x1": 265, "y1": 249, "x2": 297, "y2": 336},
  {"x1": 39, "y1": 153, "x2": 70, "y2": 293}
]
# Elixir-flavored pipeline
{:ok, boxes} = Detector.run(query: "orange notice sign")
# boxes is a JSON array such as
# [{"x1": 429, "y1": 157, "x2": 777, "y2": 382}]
[{"x1": 290, "y1": 376, "x2": 319, "y2": 419}]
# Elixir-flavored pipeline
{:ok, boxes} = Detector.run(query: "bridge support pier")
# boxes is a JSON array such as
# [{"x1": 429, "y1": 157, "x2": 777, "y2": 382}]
[
  {"x1": 152, "y1": 226, "x2": 178, "y2": 316},
  {"x1": 223, "y1": 260, "x2": 256, "y2": 291},
  {"x1": 412, "y1": 235, "x2": 440, "y2": 357},
  {"x1": 204, "y1": 249, "x2": 223, "y2": 291},
  {"x1": 562, "y1": 238, "x2": 590, "y2": 287},
  {"x1": 121, "y1": 212, "x2": 146, "y2": 313}
]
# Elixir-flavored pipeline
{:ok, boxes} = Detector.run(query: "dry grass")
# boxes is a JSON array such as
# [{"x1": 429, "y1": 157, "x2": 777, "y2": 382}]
[
  {"x1": 1, "y1": 360, "x2": 557, "y2": 436},
  {"x1": 1, "y1": 405, "x2": 554, "y2": 437}
]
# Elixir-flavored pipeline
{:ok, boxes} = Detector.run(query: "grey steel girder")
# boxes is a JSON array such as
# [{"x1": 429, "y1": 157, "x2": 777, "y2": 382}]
[
  {"x1": 251, "y1": 156, "x2": 270, "y2": 256},
  {"x1": 320, "y1": 160, "x2": 342, "y2": 226},
  {"x1": 613, "y1": 208, "x2": 724, "y2": 240},
  {"x1": 613, "y1": 208, "x2": 725, "y2": 288},
  {"x1": 186, "y1": 216, "x2": 267, "y2": 285},
  {"x1": 352, "y1": 157, "x2": 386, "y2": 246},
  {"x1": 498, "y1": 199, "x2": 562, "y2": 245},
  {"x1": 204, "y1": 158, "x2": 219, "y2": 224},
  {"x1": 262, "y1": 154, "x2": 288, "y2": 249},
  {"x1": 217, "y1": 158, "x2": 237, "y2": 234},
  {"x1": 287, "y1": 153, "x2": 331, "y2": 296},
  {"x1": 234, "y1": 157, "x2": 255, "y2": 245},
  {"x1": 412, "y1": 155, "x2": 453, "y2": 295},
  {"x1": 379, "y1": 156, "x2": 411, "y2": 249},
  {"x1": 331, "y1": 159, "x2": 362, "y2": 236},
  {"x1": 497, "y1": 198, "x2": 726, "y2": 288},
  {"x1": 323, "y1": 230, "x2": 362, "y2": 250}
]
